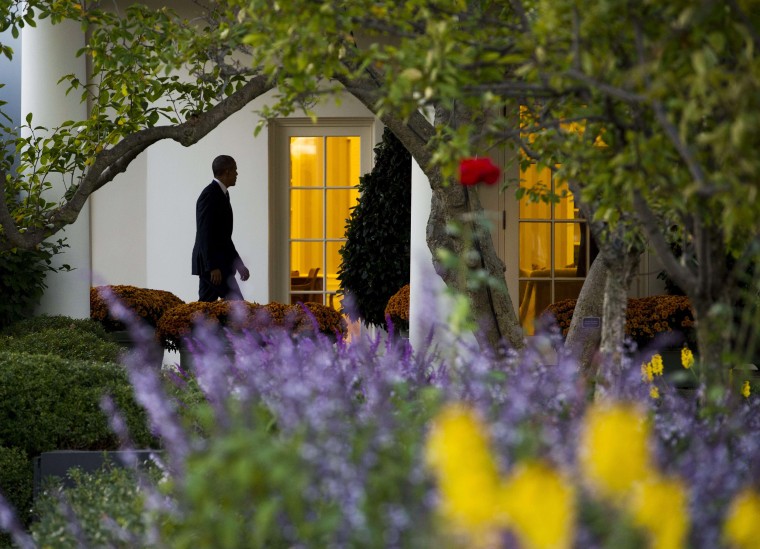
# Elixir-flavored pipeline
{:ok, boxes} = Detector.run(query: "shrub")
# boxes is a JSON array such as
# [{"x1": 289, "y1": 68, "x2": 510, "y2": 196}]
[
  {"x1": 545, "y1": 294, "x2": 695, "y2": 347},
  {"x1": 0, "y1": 446, "x2": 32, "y2": 528},
  {"x1": 0, "y1": 351, "x2": 153, "y2": 457},
  {"x1": 90, "y1": 285, "x2": 185, "y2": 331},
  {"x1": 384, "y1": 283, "x2": 410, "y2": 332},
  {"x1": 0, "y1": 241, "x2": 69, "y2": 332},
  {"x1": 0, "y1": 327, "x2": 124, "y2": 363},
  {"x1": 299, "y1": 301, "x2": 347, "y2": 337},
  {"x1": 31, "y1": 465, "x2": 154, "y2": 548},
  {"x1": 157, "y1": 301, "x2": 347, "y2": 351},
  {"x1": 0, "y1": 314, "x2": 109, "y2": 339},
  {"x1": 156, "y1": 301, "x2": 262, "y2": 351},
  {"x1": 338, "y1": 128, "x2": 411, "y2": 328}
]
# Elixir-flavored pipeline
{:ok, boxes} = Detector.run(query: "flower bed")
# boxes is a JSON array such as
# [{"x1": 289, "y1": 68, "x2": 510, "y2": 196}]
[
  {"x1": 384, "y1": 284, "x2": 410, "y2": 331},
  {"x1": 90, "y1": 285, "x2": 184, "y2": 331},
  {"x1": 16, "y1": 318, "x2": 758, "y2": 549},
  {"x1": 156, "y1": 300, "x2": 347, "y2": 351},
  {"x1": 546, "y1": 294, "x2": 695, "y2": 347}
]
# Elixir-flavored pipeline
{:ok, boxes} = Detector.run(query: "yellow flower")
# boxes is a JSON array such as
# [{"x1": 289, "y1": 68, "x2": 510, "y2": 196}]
[
  {"x1": 741, "y1": 380, "x2": 751, "y2": 399},
  {"x1": 501, "y1": 461, "x2": 575, "y2": 549},
  {"x1": 724, "y1": 488, "x2": 760, "y2": 549},
  {"x1": 579, "y1": 403, "x2": 653, "y2": 500},
  {"x1": 680, "y1": 347, "x2": 694, "y2": 369},
  {"x1": 641, "y1": 362, "x2": 654, "y2": 383},
  {"x1": 425, "y1": 404, "x2": 504, "y2": 540},
  {"x1": 650, "y1": 354, "x2": 664, "y2": 376},
  {"x1": 649, "y1": 386, "x2": 660, "y2": 400},
  {"x1": 630, "y1": 474, "x2": 690, "y2": 549},
  {"x1": 641, "y1": 355, "x2": 664, "y2": 383}
]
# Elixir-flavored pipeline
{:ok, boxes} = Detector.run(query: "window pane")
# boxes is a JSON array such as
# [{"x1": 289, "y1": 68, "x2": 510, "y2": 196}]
[
  {"x1": 290, "y1": 241, "x2": 324, "y2": 305},
  {"x1": 326, "y1": 136, "x2": 361, "y2": 187},
  {"x1": 290, "y1": 137, "x2": 323, "y2": 187},
  {"x1": 554, "y1": 179, "x2": 577, "y2": 220},
  {"x1": 519, "y1": 279, "x2": 551, "y2": 336},
  {"x1": 555, "y1": 279, "x2": 584, "y2": 303},
  {"x1": 519, "y1": 222, "x2": 551, "y2": 274},
  {"x1": 326, "y1": 241, "x2": 344, "y2": 310},
  {"x1": 290, "y1": 241, "x2": 324, "y2": 281},
  {"x1": 290, "y1": 189, "x2": 323, "y2": 239},
  {"x1": 519, "y1": 164, "x2": 551, "y2": 219},
  {"x1": 554, "y1": 222, "x2": 580, "y2": 273},
  {"x1": 326, "y1": 188, "x2": 359, "y2": 239},
  {"x1": 326, "y1": 241, "x2": 343, "y2": 293}
]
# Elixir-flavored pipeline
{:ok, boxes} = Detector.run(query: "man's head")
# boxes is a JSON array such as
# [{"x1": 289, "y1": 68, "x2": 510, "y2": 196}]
[{"x1": 212, "y1": 155, "x2": 238, "y2": 188}]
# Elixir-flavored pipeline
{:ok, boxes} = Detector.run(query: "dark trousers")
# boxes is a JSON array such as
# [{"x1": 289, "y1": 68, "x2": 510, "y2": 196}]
[{"x1": 198, "y1": 270, "x2": 243, "y2": 302}]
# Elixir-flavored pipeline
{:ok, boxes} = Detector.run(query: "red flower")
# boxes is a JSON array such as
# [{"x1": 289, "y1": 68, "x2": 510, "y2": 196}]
[{"x1": 458, "y1": 157, "x2": 501, "y2": 186}]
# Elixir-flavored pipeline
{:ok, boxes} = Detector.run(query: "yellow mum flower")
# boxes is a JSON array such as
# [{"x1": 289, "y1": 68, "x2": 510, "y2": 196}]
[
  {"x1": 630, "y1": 474, "x2": 690, "y2": 549},
  {"x1": 724, "y1": 488, "x2": 760, "y2": 549},
  {"x1": 649, "y1": 386, "x2": 660, "y2": 400},
  {"x1": 425, "y1": 404, "x2": 504, "y2": 539},
  {"x1": 579, "y1": 403, "x2": 653, "y2": 500},
  {"x1": 680, "y1": 347, "x2": 694, "y2": 369},
  {"x1": 501, "y1": 461, "x2": 576, "y2": 549},
  {"x1": 741, "y1": 380, "x2": 751, "y2": 399}
]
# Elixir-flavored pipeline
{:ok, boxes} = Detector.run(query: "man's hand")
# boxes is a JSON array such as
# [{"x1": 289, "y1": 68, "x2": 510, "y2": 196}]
[
  {"x1": 210, "y1": 269, "x2": 222, "y2": 285},
  {"x1": 238, "y1": 265, "x2": 250, "y2": 281}
]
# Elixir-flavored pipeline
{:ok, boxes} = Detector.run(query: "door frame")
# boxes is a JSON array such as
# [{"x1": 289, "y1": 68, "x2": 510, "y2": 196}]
[{"x1": 268, "y1": 117, "x2": 376, "y2": 304}]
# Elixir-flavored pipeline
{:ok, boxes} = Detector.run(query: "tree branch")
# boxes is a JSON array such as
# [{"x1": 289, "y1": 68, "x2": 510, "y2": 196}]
[
  {"x1": 0, "y1": 169, "x2": 32, "y2": 249},
  {"x1": 633, "y1": 191, "x2": 698, "y2": 292},
  {"x1": 0, "y1": 74, "x2": 276, "y2": 252}
]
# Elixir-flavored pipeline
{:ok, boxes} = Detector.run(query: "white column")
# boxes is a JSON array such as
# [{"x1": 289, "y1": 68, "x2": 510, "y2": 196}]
[
  {"x1": 21, "y1": 18, "x2": 90, "y2": 318},
  {"x1": 409, "y1": 159, "x2": 449, "y2": 349}
]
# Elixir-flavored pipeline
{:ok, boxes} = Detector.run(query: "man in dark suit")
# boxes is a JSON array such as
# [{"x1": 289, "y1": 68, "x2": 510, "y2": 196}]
[{"x1": 192, "y1": 155, "x2": 250, "y2": 301}]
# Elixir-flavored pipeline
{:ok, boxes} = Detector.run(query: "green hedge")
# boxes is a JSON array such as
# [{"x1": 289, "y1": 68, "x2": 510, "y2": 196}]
[
  {"x1": 0, "y1": 446, "x2": 33, "y2": 534},
  {"x1": 0, "y1": 315, "x2": 110, "y2": 339},
  {"x1": 32, "y1": 464, "x2": 154, "y2": 548},
  {"x1": 31, "y1": 465, "x2": 153, "y2": 548},
  {"x1": 0, "y1": 351, "x2": 153, "y2": 457},
  {"x1": 0, "y1": 327, "x2": 124, "y2": 363}
]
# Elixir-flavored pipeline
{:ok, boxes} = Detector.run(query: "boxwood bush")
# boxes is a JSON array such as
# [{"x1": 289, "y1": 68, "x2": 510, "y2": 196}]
[
  {"x1": 0, "y1": 351, "x2": 153, "y2": 456},
  {"x1": 0, "y1": 446, "x2": 32, "y2": 537},
  {"x1": 0, "y1": 315, "x2": 110, "y2": 339},
  {"x1": 31, "y1": 465, "x2": 154, "y2": 548},
  {"x1": 0, "y1": 328, "x2": 124, "y2": 363}
]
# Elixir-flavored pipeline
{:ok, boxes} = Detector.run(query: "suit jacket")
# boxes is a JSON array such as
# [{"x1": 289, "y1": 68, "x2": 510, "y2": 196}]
[{"x1": 192, "y1": 181, "x2": 240, "y2": 276}]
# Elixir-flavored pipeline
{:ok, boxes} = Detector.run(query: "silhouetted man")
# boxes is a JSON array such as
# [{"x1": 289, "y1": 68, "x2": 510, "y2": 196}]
[{"x1": 192, "y1": 155, "x2": 250, "y2": 301}]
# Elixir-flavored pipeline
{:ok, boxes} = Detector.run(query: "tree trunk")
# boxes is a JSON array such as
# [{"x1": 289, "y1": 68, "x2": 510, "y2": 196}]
[
  {"x1": 426, "y1": 177, "x2": 524, "y2": 350},
  {"x1": 565, "y1": 256, "x2": 608, "y2": 381},
  {"x1": 594, "y1": 239, "x2": 643, "y2": 399}
]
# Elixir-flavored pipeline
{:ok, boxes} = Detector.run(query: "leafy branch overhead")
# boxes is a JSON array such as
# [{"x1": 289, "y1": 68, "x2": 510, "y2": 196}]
[{"x1": 0, "y1": 1, "x2": 273, "y2": 251}]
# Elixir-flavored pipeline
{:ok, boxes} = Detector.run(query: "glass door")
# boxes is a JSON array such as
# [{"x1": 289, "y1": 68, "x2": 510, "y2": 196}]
[
  {"x1": 289, "y1": 136, "x2": 361, "y2": 308},
  {"x1": 270, "y1": 119, "x2": 375, "y2": 310}
]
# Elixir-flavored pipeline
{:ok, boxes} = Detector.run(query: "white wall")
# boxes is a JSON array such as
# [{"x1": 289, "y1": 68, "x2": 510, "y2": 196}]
[{"x1": 91, "y1": 154, "x2": 148, "y2": 288}]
